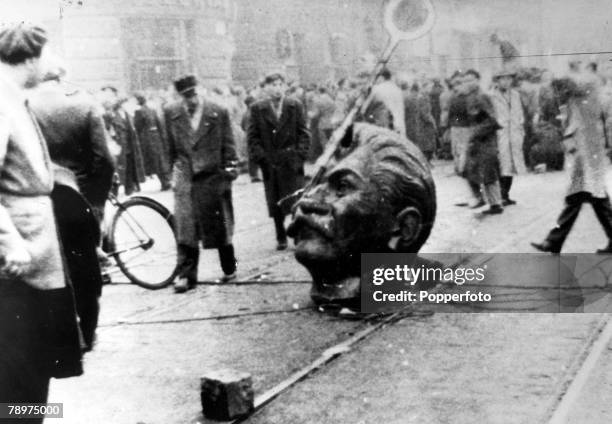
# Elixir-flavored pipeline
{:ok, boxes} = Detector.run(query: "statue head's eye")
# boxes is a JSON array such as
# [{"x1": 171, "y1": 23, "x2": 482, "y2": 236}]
[{"x1": 334, "y1": 177, "x2": 354, "y2": 197}]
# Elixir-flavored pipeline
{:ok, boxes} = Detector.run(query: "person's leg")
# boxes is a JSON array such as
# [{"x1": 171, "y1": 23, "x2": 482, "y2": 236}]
[
  {"x1": 273, "y1": 209, "x2": 288, "y2": 249},
  {"x1": 175, "y1": 243, "x2": 199, "y2": 291},
  {"x1": 0, "y1": 285, "x2": 51, "y2": 424},
  {"x1": 541, "y1": 193, "x2": 586, "y2": 251},
  {"x1": 500, "y1": 176, "x2": 515, "y2": 202},
  {"x1": 248, "y1": 158, "x2": 260, "y2": 182},
  {"x1": 590, "y1": 196, "x2": 612, "y2": 250},
  {"x1": 218, "y1": 244, "x2": 237, "y2": 277},
  {"x1": 468, "y1": 180, "x2": 485, "y2": 207},
  {"x1": 482, "y1": 181, "x2": 504, "y2": 214},
  {"x1": 158, "y1": 171, "x2": 172, "y2": 191}
]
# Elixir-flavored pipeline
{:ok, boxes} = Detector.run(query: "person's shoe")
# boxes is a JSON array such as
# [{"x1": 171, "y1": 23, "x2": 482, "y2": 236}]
[
  {"x1": 531, "y1": 241, "x2": 560, "y2": 254},
  {"x1": 470, "y1": 200, "x2": 487, "y2": 209},
  {"x1": 481, "y1": 205, "x2": 503, "y2": 215},
  {"x1": 220, "y1": 272, "x2": 237, "y2": 283},
  {"x1": 502, "y1": 198, "x2": 517, "y2": 206},
  {"x1": 596, "y1": 243, "x2": 612, "y2": 254},
  {"x1": 454, "y1": 201, "x2": 469, "y2": 207},
  {"x1": 174, "y1": 278, "x2": 195, "y2": 293},
  {"x1": 277, "y1": 240, "x2": 288, "y2": 251}
]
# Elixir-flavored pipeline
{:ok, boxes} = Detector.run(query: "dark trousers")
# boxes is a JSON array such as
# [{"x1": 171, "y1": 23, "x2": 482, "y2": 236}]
[
  {"x1": 273, "y1": 210, "x2": 287, "y2": 243},
  {"x1": 500, "y1": 176, "x2": 513, "y2": 200},
  {"x1": 53, "y1": 185, "x2": 103, "y2": 351},
  {"x1": 546, "y1": 192, "x2": 612, "y2": 250},
  {"x1": 124, "y1": 154, "x2": 141, "y2": 196},
  {"x1": 248, "y1": 158, "x2": 260, "y2": 180},
  {"x1": 469, "y1": 181, "x2": 483, "y2": 202},
  {"x1": 0, "y1": 284, "x2": 83, "y2": 422},
  {"x1": 0, "y1": 286, "x2": 50, "y2": 420},
  {"x1": 177, "y1": 243, "x2": 237, "y2": 282},
  {"x1": 157, "y1": 170, "x2": 172, "y2": 190}
]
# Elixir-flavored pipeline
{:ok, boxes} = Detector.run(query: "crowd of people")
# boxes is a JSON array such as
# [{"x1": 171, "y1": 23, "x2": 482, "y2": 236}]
[{"x1": 5, "y1": 18, "x2": 612, "y2": 414}]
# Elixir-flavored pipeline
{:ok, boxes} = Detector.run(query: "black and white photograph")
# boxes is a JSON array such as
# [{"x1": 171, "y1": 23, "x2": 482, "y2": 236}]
[{"x1": 1, "y1": 0, "x2": 612, "y2": 423}]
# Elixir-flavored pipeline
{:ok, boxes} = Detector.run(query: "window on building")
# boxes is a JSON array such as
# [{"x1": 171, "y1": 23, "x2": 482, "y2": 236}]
[{"x1": 122, "y1": 18, "x2": 195, "y2": 90}]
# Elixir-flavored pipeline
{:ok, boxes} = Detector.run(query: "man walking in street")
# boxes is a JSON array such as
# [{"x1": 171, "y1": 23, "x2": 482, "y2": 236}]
[
  {"x1": 448, "y1": 71, "x2": 485, "y2": 208},
  {"x1": 532, "y1": 76, "x2": 612, "y2": 253},
  {"x1": 490, "y1": 69, "x2": 527, "y2": 205},
  {"x1": 462, "y1": 69, "x2": 504, "y2": 215},
  {"x1": 165, "y1": 75, "x2": 239, "y2": 292},
  {"x1": 247, "y1": 72, "x2": 310, "y2": 250},
  {"x1": 0, "y1": 23, "x2": 82, "y2": 412}
]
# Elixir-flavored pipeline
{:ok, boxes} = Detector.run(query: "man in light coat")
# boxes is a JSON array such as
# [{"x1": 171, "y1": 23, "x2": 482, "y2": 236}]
[
  {"x1": 165, "y1": 75, "x2": 239, "y2": 292},
  {"x1": 532, "y1": 75, "x2": 612, "y2": 253},
  {"x1": 491, "y1": 70, "x2": 526, "y2": 205},
  {"x1": 360, "y1": 68, "x2": 406, "y2": 137},
  {"x1": 0, "y1": 23, "x2": 82, "y2": 411}
]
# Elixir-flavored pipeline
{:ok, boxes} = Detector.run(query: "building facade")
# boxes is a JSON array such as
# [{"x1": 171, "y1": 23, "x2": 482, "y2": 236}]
[
  {"x1": 5, "y1": 0, "x2": 611, "y2": 93},
  {"x1": 231, "y1": 0, "x2": 387, "y2": 88},
  {"x1": 29, "y1": 0, "x2": 238, "y2": 91}
]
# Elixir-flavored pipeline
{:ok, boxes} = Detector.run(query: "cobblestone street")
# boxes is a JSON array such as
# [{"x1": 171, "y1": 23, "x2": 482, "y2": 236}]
[{"x1": 47, "y1": 162, "x2": 612, "y2": 424}]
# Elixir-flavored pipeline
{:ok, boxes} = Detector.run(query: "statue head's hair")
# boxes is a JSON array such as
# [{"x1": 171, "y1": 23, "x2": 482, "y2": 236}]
[{"x1": 341, "y1": 123, "x2": 437, "y2": 252}]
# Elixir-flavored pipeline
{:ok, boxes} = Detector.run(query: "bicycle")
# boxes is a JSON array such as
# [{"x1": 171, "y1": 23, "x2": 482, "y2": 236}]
[{"x1": 102, "y1": 192, "x2": 179, "y2": 290}]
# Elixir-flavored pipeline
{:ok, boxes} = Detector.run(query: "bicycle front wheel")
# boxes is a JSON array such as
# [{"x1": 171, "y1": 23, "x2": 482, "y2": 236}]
[{"x1": 109, "y1": 196, "x2": 179, "y2": 289}]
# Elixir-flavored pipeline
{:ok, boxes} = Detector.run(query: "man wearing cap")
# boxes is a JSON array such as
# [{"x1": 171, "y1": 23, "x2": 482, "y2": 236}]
[
  {"x1": 491, "y1": 69, "x2": 526, "y2": 205},
  {"x1": 247, "y1": 72, "x2": 310, "y2": 250},
  {"x1": 0, "y1": 23, "x2": 82, "y2": 410},
  {"x1": 165, "y1": 75, "x2": 238, "y2": 292}
]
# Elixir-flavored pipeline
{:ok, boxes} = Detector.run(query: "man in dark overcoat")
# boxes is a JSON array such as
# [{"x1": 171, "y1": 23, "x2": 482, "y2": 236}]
[
  {"x1": 101, "y1": 86, "x2": 146, "y2": 196},
  {"x1": 462, "y1": 69, "x2": 504, "y2": 214},
  {"x1": 30, "y1": 70, "x2": 115, "y2": 351},
  {"x1": 134, "y1": 92, "x2": 172, "y2": 191},
  {"x1": 247, "y1": 72, "x2": 310, "y2": 250},
  {"x1": 403, "y1": 82, "x2": 437, "y2": 161},
  {"x1": 165, "y1": 75, "x2": 239, "y2": 293}
]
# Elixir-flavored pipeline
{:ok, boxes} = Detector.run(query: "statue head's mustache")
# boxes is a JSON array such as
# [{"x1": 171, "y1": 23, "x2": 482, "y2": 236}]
[{"x1": 287, "y1": 200, "x2": 335, "y2": 240}]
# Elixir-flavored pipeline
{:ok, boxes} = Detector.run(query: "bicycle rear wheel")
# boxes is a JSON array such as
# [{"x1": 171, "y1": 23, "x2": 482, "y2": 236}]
[{"x1": 108, "y1": 196, "x2": 178, "y2": 289}]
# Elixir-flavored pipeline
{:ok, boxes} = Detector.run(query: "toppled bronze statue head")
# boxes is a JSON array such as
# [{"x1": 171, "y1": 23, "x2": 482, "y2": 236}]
[{"x1": 287, "y1": 123, "x2": 436, "y2": 305}]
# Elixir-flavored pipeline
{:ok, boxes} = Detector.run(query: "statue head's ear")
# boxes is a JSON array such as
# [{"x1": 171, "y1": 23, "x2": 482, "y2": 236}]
[{"x1": 395, "y1": 206, "x2": 423, "y2": 248}]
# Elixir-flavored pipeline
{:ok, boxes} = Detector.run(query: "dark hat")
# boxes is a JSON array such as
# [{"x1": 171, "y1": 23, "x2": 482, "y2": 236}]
[
  {"x1": 174, "y1": 75, "x2": 197, "y2": 96},
  {"x1": 262, "y1": 72, "x2": 285, "y2": 86},
  {"x1": 0, "y1": 23, "x2": 48, "y2": 65}
]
